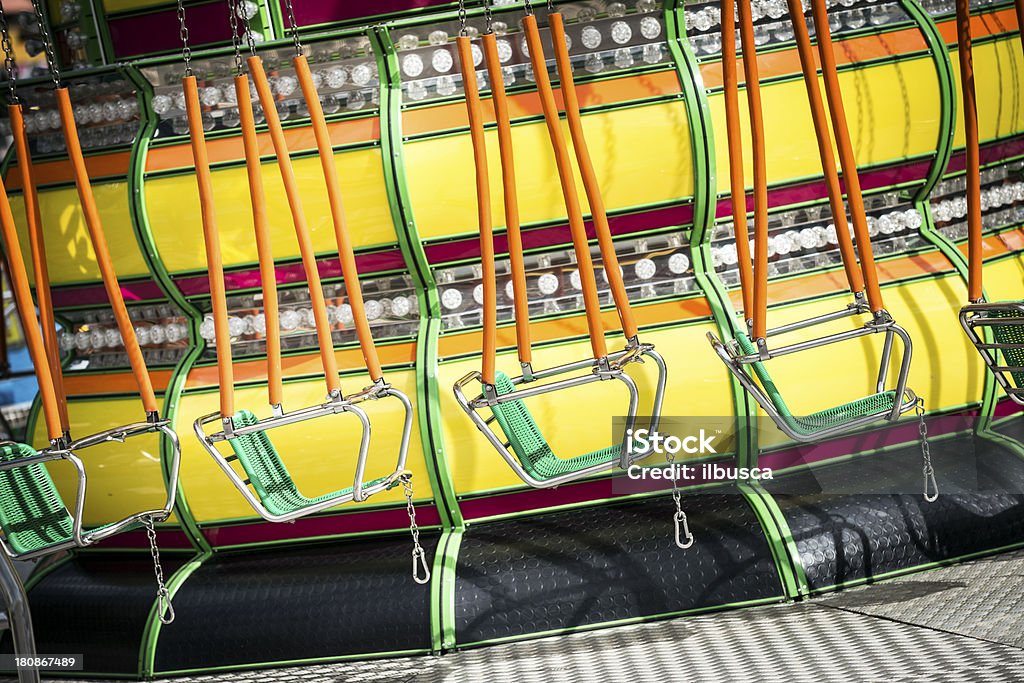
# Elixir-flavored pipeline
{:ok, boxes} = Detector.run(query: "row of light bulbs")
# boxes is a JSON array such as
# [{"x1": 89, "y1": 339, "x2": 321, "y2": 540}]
[{"x1": 931, "y1": 181, "x2": 1024, "y2": 224}]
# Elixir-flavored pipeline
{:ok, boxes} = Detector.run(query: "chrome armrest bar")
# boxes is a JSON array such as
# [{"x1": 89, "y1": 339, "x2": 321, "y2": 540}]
[
  {"x1": 193, "y1": 384, "x2": 414, "y2": 522},
  {"x1": 733, "y1": 316, "x2": 900, "y2": 364},
  {"x1": 764, "y1": 302, "x2": 869, "y2": 339}
]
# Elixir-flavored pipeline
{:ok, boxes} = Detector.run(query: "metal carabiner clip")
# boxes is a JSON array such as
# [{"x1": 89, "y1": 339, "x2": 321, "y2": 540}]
[
  {"x1": 674, "y1": 510, "x2": 694, "y2": 550},
  {"x1": 412, "y1": 547, "x2": 431, "y2": 585}
]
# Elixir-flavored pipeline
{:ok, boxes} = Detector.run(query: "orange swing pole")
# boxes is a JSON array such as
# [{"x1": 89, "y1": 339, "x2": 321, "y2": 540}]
[
  {"x1": 10, "y1": 103, "x2": 70, "y2": 433},
  {"x1": 184, "y1": 75, "x2": 235, "y2": 418},
  {"x1": 248, "y1": 55, "x2": 342, "y2": 397},
  {"x1": 294, "y1": 54, "x2": 384, "y2": 383},
  {"x1": 721, "y1": 0, "x2": 755, "y2": 325},
  {"x1": 235, "y1": 73, "x2": 283, "y2": 408},
  {"x1": 458, "y1": 36, "x2": 498, "y2": 386},
  {"x1": 523, "y1": 14, "x2": 607, "y2": 360},
  {"x1": 809, "y1": 0, "x2": 884, "y2": 313},
  {"x1": 0, "y1": 175, "x2": 61, "y2": 441},
  {"x1": 56, "y1": 87, "x2": 158, "y2": 415},
  {"x1": 548, "y1": 12, "x2": 637, "y2": 342},
  {"x1": 956, "y1": 0, "x2": 984, "y2": 303},
  {"x1": 483, "y1": 31, "x2": 532, "y2": 368},
  {"x1": 786, "y1": 0, "x2": 866, "y2": 300},
  {"x1": 737, "y1": 1, "x2": 770, "y2": 342}
]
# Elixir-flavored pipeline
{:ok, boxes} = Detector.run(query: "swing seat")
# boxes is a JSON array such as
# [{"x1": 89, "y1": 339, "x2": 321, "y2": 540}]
[
  {"x1": 227, "y1": 410, "x2": 392, "y2": 518},
  {"x1": 0, "y1": 443, "x2": 75, "y2": 556},
  {"x1": 490, "y1": 372, "x2": 622, "y2": 482},
  {"x1": 713, "y1": 331, "x2": 916, "y2": 442},
  {"x1": 960, "y1": 302, "x2": 1024, "y2": 405}
]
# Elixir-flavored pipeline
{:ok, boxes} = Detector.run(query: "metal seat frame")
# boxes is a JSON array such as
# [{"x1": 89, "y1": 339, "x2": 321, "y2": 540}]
[
  {"x1": 960, "y1": 301, "x2": 1024, "y2": 406},
  {"x1": 708, "y1": 304, "x2": 918, "y2": 443},
  {"x1": 193, "y1": 379, "x2": 414, "y2": 523},
  {"x1": 0, "y1": 415, "x2": 180, "y2": 561},
  {"x1": 454, "y1": 341, "x2": 667, "y2": 488}
]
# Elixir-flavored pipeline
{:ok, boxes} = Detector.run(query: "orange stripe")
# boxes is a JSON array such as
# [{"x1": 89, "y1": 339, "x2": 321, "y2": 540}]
[
  {"x1": 700, "y1": 25, "x2": 930, "y2": 90},
  {"x1": 184, "y1": 342, "x2": 417, "y2": 390},
  {"x1": 957, "y1": 226, "x2": 1024, "y2": 263},
  {"x1": 937, "y1": 6, "x2": 1019, "y2": 44},
  {"x1": 145, "y1": 116, "x2": 380, "y2": 174},
  {"x1": 438, "y1": 297, "x2": 712, "y2": 359},
  {"x1": 5, "y1": 151, "x2": 132, "y2": 190},
  {"x1": 62, "y1": 369, "x2": 174, "y2": 396},
  {"x1": 402, "y1": 70, "x2": 682, "y2": 138},
  {"x1": 727, "y1": 249, "x2": 960, "y2": 310}
]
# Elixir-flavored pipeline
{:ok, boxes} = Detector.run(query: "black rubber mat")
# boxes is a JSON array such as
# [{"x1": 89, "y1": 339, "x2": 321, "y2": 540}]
[
  {"x1": 0, "y1": 553, "x2": 188, "y2": 676},
  {"x1": 153, "y1": 533, "x2": 438, "y2": 673},
  {"x1": 453, "y1": 491, "x2": 783, "y2": 645},
  {"x1": 766, "y1": 432, "x2": 1024, "y2": 591}
]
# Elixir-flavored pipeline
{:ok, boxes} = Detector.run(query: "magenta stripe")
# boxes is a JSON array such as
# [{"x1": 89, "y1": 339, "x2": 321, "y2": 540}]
[
  {"x1": 50, "y1": 280, "x2": 166, "y2": 308},
  {"x1": 424, "y1": 203, "x2": 696, "y2": 265},
  {"x1": 92, "y1": 527, "x2": 194, "y2": 551},
  {"x1": 288, "y1": 0, "x2": 452, "y2": 27},
  {"x1": 173, "y1": 249, "x2": 407, "y2": 297},
  {"x1": 201, "y1": 504, "x2": 441, "y2": 547},
  {"x1": 109, "y1": 2, "x2": 234, "y2": 59},
  {"x1": 947, "y1": 136, "x2": 1024, "y2": 174}
]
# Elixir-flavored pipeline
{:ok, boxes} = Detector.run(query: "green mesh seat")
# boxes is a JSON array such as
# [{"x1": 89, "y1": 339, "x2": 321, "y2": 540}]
[
  {"x1": 0, "y1": 442, "x2": 74, "y2": 555},
  {"x1": 227, "y1": 410, "x2": 388, "y2": 517},
  {"x1": 989, "y1": 308, "x2": 1024, "y2": 389},
  {"x1": 490, "y1": 372, "x2": 621, "y2": 482},
  {"x1": 736, "y1": 334, "x2": 899, "y2": 438}
]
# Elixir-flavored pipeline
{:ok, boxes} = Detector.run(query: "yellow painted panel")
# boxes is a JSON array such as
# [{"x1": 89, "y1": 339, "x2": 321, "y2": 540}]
[
  {"x1": 146, "y1": 148, "x2": 395, "y2": 273},
  {"x1": 438, "y1": 322, "x2": 734, "y2": 495},
  {"x1": 755, "y1": 275, "x2": 985, "y2": 449},
  {"x1": 951, "y1": 38, "x2": 1024, "y2": 146},
  {"x1": 11, "y1": 182, "x2": 150, "y2": 285},
  {"x1": 32, "y1": 398, "x2": 174, "y2": 527},
  {"x1": 984, "y1": 251, "x2": 1024, "y2": 302},
  {"x1": 405, "y1": 101, "x2": 693, "y2": 240},
  {"x1": 174, "y1": 370, "x2": 431, "y2": 524},
  {"x1": 710, "y1": 58, "x2": 942, "y2": 195}
]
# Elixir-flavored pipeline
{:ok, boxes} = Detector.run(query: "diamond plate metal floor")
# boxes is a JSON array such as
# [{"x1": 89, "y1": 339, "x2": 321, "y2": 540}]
[{"x1": 9, "y1": 550, "x2": 1024, "y2": 682}]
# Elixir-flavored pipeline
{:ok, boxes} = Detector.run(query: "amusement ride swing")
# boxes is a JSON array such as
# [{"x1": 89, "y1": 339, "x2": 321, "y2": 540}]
[
  {"x1": 957, "y1": 0, "x2": 1024, "y2": 407},
  {"x1": 189, "y1": 0, "x2": 429, "y2": 582},
  {"x1": 0, "y1": 0, "x2": 184, "y2": 672},
  {"x1": 708, "y1": 0, "x2": 936, "y2": 502},
  {"x1": 452, "y1": 0, "x2": 691, "y2": 548}
]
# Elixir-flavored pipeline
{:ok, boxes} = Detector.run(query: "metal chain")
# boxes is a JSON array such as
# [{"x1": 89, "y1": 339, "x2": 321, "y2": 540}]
[
  {"x1": 400, "y1": 472, "x2": 431, "y2": 585},
  {"x1": 483, "y1": 0, "x2": 493, "y2": 33},
  {"x1": 226, "y1": 0, "x2": 244, "y2": 75},
  {"x1": 0, "y1": 2, "x2": 19, "y2": 104},
  {"x1": 664, "y1": 449, "x2": 693, "y2": 549},
  {"x1": 29, "y1": 0, "x2": 60, "y2": 88},
  {"x1": 176, "y1": 0, "x2": 192, "y2": 77},
  {"x1": 283, "y1": 0, "x2": 302, "y2": 57},
  {"x1": 547, "y1": 0, "x2": 555, "y2": 12},
  {"x1": 523, "y1": 0, "x2": 535, "y2": 16},
  {"x1": 241, "y1": 1, "x2": 257, "y2": 56},
  {"x1": 916, "y1": 398, "x2": 939, "y2": 503},
  {"x1": 457, "y1": 0, "x2": 469, "y2": 36},
  {"x1": 142, "y1": 515, "x2": 175, "y2": 625}
]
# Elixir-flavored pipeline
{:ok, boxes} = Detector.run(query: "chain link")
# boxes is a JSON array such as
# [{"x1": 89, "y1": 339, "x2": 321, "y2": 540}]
[
  {"x1": 241, "y1": 2, "x2": 257, "y2": 56},
  {"x1": 916, "y1": 398, "x2": 939, "y2": 503},
  {"x1": 547, "y1": 0, "x2": 555, "y2": 12},
  {"x1": 227, "y1": 0, "x2": 244, "y2": 75},
  {"x1": 175, "y1": 0, "x2": 192, "y2": 77},
  {"x1": 483, "y1": 0, "x2": 493, "y2": 34},
  {"x1": 457, "y1": 0, "x2": 469, "y2": 36},
  {"x1": 29, "y1": 0, "x2": 59, "y2": 88},
  {"x1": 664, "y1": 448, "x2": 693, "y2": 549},
  {"x1": 400, "y1": 472, "x2": 431, "y2": 585},
  {"x1": 142, "y1": 515, "x2": 175, "y2": 625},
  {"x1": 283, "y1": 0, "x2": 302, "y2": 57},
  {"x1": 523, "y1": 0, "x2": 535, "y2": 16},
  {"x1": 0, "y1": 3, "x2": 19, "y2": 104}
]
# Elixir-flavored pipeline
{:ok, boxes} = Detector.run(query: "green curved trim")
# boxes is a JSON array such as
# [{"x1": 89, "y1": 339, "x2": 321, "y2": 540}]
[
  {"x1": 904, "y1": 0, "x2": 959, "y2": 203},
  {"x1": 122, "y1": 63, "x2": 210, "y2": 553},
  {"x1": 138, "y1": 549, "x2": 208, "y2": 678},
  {"x1": 738, "y1": 481, "x2": 807, "y2": 598},
  {"x1": 371, "y1": 24, "x2": 462, "y2": 654}
]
